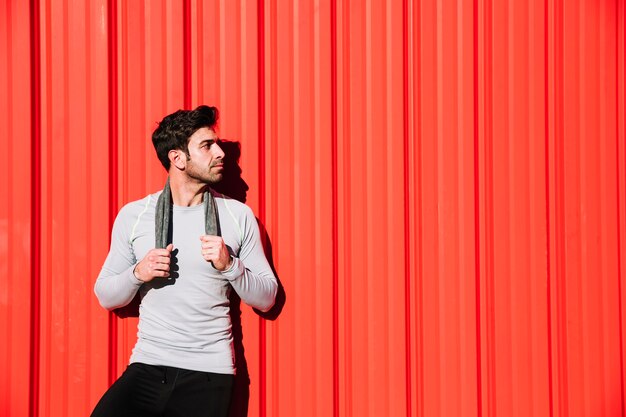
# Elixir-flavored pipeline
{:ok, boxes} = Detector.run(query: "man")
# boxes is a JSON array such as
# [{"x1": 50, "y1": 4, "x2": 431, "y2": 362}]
[{"x1": 91, "y1": 105, "x2": 277, "y2": 417}]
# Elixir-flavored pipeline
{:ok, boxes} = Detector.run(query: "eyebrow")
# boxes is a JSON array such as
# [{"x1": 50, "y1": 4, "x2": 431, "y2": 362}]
[{"x1": 199, "y1": 137, "x2": 219, "y2": 145}]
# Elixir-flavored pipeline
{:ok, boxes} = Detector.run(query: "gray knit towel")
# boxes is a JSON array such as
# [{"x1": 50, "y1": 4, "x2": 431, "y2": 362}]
[{"x1": 155, "y1": 178, "x2": 219, "y2": 248}]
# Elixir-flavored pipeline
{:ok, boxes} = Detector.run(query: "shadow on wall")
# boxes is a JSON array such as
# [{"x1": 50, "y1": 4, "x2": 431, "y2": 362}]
[{"x1": 212, "y1": 140, "x2": 286, "y2": 417}]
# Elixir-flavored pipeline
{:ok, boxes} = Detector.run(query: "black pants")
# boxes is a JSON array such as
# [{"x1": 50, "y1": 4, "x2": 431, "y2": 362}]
[{"x1": 91, "y1": 363, "x2": 234, "y2": 417}]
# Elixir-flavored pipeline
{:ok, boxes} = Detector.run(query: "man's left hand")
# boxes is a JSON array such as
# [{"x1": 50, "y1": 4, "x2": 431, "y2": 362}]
[{"x1": 200, "y1": 235, "x2": 233, "y2": 271}]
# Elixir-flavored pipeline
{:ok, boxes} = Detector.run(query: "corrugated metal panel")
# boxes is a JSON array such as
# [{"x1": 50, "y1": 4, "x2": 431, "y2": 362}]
[
  {"x1": 477, "y1": 0, "x2": 551, "y2": 415},
  {"x1": 0, "y1": 2, "x2": 32, "y2": 417},
  {"x1": 262, "y1": 2, "x2": 336, "y2": 416},
  {"x1": 36, "y1": 0, "x2": 111, "y2": 415},
  {"x1": 0, "y1": 0, "x2": 624, "y2": 416},
  {"x1": 335, "y1": 1, "x2": 409, "y2": 416},
  {"x1": 546, "y1": 1, "x2": 622, "y2": 416},
  {"x1": 415, "y1": 0, "x2": 477, "y2": 415}
]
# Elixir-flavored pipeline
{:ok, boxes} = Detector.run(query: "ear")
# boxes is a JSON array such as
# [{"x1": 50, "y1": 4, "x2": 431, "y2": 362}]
[{"x1": 169, "y1": 149, "x2": 186, "y2": 170}]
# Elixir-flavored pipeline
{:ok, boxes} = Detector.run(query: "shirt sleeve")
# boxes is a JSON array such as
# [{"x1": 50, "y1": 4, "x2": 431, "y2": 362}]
[
  {"x1": 220, "y1": 207, "x2": 278, "y2": 312},
  {"x1": 94, "y1": 206, "x2": 144, "y2": 311}
]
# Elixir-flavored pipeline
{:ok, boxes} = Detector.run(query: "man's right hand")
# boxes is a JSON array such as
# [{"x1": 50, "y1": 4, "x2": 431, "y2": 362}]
[{"x1": 133, "y1": 243, "x2": 174, "y2": 282}]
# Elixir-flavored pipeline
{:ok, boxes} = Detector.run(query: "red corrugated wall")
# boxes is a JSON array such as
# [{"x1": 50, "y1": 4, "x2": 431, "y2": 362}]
[{"x1": 1, "y1": 0, "x2": 625, "y2": 416}]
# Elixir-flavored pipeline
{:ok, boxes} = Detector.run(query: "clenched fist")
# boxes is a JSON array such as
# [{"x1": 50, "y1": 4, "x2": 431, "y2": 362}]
[
  {"x1": 133, "y1": 243, "x2": 174, "y2": 282},
  {"x1": 200, "y1": 235, "x2": 232, "y2": 271}
]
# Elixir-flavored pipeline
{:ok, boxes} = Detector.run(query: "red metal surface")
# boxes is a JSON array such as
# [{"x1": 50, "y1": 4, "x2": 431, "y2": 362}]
[
  {"x1": 0, "y1": 0, "x2": 624, "y2": 416},
  {"x1": 0, "y1": 2, "x2": 33, "y2": 417}
]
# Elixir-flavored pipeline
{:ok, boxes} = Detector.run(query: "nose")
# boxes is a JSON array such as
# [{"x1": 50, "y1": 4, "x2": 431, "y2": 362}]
[{"x1": 211, "y1": 142, "x2": 225, "y2": 160}]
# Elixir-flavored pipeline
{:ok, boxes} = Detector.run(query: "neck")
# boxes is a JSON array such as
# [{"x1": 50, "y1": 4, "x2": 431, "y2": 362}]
[{"x1": 168, "y1": 174, "x2": 207, "y2": 207}]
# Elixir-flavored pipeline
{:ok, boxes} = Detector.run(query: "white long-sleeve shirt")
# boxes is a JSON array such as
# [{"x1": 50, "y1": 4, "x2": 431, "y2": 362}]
[{"x1": 94, "y1": 190, "x2": 277, "y2": 374}]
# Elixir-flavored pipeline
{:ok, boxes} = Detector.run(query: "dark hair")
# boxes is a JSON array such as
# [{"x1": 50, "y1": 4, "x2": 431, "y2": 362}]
[{"x1": 152, "y1": 105, "x2": 219, "y2": 170}]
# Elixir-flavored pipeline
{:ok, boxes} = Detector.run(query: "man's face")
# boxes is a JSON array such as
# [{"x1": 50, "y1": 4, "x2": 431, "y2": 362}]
[{"x1": 183, "y1": 127, "x2": 225, "y2": 184}]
